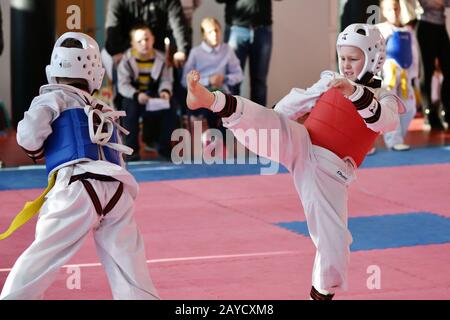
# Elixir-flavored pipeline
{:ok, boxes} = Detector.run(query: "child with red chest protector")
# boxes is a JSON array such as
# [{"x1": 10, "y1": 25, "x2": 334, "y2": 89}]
[{"x1": 185, "y1": 24, "x2": 405, "y2": 300}]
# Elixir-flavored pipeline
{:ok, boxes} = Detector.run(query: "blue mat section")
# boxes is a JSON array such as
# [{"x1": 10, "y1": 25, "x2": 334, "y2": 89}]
[
  {"x1": 360, "y1": 145, "x2": 450, "y2": 169},
  {"x1": 129, "y1": 162, "x2": 287, "y2": 183},
  {"x1": 0, "y1": 146, "x2": 449, "y2": 190},
  {"x1": 276, "y1": 212, "x2": 450, "y2": 251},
  {"x1": 0, "y1": 161, "x2": 286, "y2": 191}
]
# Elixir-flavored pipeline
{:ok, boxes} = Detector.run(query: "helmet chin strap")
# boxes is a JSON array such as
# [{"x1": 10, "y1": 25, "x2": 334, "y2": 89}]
[
  {"x1": 355, "y1": 72, "x2": 374, "y2": 85},
  {"x1": 356, "y1": 72, "x2": 382, "y2": 89}
]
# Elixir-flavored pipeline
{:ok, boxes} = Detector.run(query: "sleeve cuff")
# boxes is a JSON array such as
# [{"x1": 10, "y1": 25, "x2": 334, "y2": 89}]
[
  {"x1": 351, "y1": 87, "x2": 375, "y2": 110},
  {"x1": 211, "y1": 91, "x2": 227, "y2": 113},
  {"x1": 347, "y1": 85, "x2": 365, "y2": 102},
  {"x1": 22, "y1": 146, "x2": 45, "y2": 163}
]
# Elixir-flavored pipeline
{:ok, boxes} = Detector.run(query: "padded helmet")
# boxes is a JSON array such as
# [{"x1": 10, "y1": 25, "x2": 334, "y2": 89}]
[
  {"x1": 46, "y1": 32, "x2": 105, "y2": 93},
  {"x1": 336, "y1": 24, "x2": 386, "y2": 84}
]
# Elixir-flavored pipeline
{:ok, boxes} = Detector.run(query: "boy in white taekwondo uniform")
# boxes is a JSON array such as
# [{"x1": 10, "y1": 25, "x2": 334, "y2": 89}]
[
  {"x1": 185, "y1": 24, "x2": 405, "y2": 300},
  {"x1": 0, "y1": 32, "x2": 159, "y2": 300}
]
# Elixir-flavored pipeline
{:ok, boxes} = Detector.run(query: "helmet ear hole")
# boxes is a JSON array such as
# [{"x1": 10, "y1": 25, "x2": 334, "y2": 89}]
[{"x1": 356, "y1": 28, "x2": 366, "y2": 36}]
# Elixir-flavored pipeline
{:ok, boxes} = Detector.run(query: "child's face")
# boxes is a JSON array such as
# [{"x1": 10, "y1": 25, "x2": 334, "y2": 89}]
[
  {"x1": 382, "y1": 0, "x2": 401, "y2": 25},
  {"x1": 131, "y1": 28, "x2": 155, "y2": 57},
  {"x1": 202, "y1": 21, "x2": 222, "y2": 48},
  {"x1": 338, "y1": 46, "x2": 365, "y2": 82}
]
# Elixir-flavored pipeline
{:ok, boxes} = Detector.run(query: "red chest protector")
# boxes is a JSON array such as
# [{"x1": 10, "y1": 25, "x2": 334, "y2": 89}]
[{"x1": 303, "y1": 88, "x2": 379, "y2": 167}]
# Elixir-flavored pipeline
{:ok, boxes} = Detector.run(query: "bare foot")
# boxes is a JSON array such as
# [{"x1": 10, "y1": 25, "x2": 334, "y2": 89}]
[{"x1": 186, "y1": 70, "x2": 215, "y2": 110}]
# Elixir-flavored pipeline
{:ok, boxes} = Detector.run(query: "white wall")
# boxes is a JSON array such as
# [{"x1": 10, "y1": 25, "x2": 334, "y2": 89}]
[
  {"x1": 0, "y1": 0, "x2": 11, "y2": 118},
  {"x1": 192, "y1": 0, "x2": 338, "y2": 107}
]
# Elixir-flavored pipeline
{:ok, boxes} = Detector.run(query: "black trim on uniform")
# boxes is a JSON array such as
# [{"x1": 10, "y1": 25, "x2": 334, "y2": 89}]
[
  {"x1": 363, "y1": 101, "x2": 382, "y2": 124},
  {"x1": 216, "y1": 93, "x2": 237, "y2": 118},
  {"x1": 310, "y1": 286, "x2": 335, "y2": 300},
  {"x1": 353, "y1": 87, "x2": 375, "y2": 110},
  {"x1": 70, "y1": 173, "x2": 123, "y2": 217},
  {"x1": 103, "y1": 182, "x2": 124, "y2": 216},
  {"x1": 81, "y1": 179, "x2": 103, "y2": 215},
  {"x1": 21, "y1": 146, "x2": 45, "y2": 163},
  {"x1": 70, "y1": 173, "x2": 118, "y2": 184},
  {"x1": 21, "y1": 145, "x2": 44, "y2": 156},
  {"x1": 355, "y1": 72, "x2": 374, "y2": 86}
]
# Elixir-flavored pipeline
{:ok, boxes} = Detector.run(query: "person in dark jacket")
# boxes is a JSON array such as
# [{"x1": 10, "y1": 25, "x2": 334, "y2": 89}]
[
  {"x1": 105, "y1": 0, "x2": 191, "y2": 108},
  {"x1": 105, "y1": 0, "x2": 191, "y2": 67},
  {"x1": 105, "y1": 0, "x2": 191, "y2": 151},
  {"x1": 416, "y1": 0, "x2": 450, "y2": 130},
  {"x1": 340, "y1": 0, "x2": 381, "y2": 30},
  {"x1": 216, "y1": 0, "x2": 281, "y2": 107}
]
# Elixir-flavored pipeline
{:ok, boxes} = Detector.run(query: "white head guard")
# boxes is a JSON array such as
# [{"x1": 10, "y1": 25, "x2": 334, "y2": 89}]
[
  {"x1": 46, "y1": 32, "x2": 105, "y2": 93},
  {"x1": 336, "y1": 24, "x2": 386, "y2": 84}
]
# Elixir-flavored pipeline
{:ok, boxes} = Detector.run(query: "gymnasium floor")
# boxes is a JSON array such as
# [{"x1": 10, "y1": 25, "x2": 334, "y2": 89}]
[{"x1": 1, "y1": 118, "x2": 450, "y2": 300}]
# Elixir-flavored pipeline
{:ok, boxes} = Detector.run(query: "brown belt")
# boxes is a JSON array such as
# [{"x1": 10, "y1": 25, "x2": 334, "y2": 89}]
[{"x1": 70, "y1": 173, "x2": 124, "y2": 217}]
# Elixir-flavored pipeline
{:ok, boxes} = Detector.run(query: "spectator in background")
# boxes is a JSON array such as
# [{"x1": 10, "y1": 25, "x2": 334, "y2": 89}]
[
  {"x1": 181, "y1": 0, "x2": 202, "y2": 32},
  {"x1": 399, "y1": 0, "x2": 423, "y2": 26},
  {"x1": 105, "y1": 0, "x2": 191, "y2": 68},
  {"x1": 216, "y1": 0, "x2": 281, "y2": 107},
  {"x1": 341, "y1": 0, "x2": 381, "y2": 30},
  {"x1": 118, "y1": 25, "x2": 175, "y2": 162},
  {"x1": 105, "y1": 0, "x2": 191, "y2": 109},
  {"x1": 431, "y1": 59, "x2": 444, "y2": 105},
  {"x1": 416, "y1": 0, "x2": 450, "y2": 130},
  {"x1": 170, "y1": 0, "x2": 202, "y2": 126},
  {"x1": 182, "y1": 17, "x2": 243, "y2": 134},
  {"x1": 105, "y1": 0, "x2": 191, "y2": 157}
]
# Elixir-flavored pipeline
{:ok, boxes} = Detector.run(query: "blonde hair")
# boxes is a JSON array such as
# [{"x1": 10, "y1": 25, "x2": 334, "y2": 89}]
[
  {"x1": 381, "y1": 0, "x2": 400, "y2": 10},
  {"x1": 200, "y1": 17, "x2": 221, "y2": 35}
]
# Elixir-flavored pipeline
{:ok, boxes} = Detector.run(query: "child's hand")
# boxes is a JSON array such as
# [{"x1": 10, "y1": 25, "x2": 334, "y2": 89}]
[
  {"x1": 138, "y1": 92, "x2": 150, "y2": 105},
  {"x1": 160, "y1": 91, "x2": 171, "y2": 100},
  {"x1": 209, "y1": 74, "x2": 225, "y2": 89},
  {"x1": 329, "y1": 78, "x2": 356, "y2": 97},
  {"x1": 113, "y1": 53, "x2": 124, "y2": 65},
  {"x1": 173, "y1": 51, "x2": 187, "y2": 68}
]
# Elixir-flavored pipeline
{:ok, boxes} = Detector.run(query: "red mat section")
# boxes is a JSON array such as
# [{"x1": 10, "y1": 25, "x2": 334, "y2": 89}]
[{"x1": 1, "y1": 164, "x2": 450, "y2": 299}]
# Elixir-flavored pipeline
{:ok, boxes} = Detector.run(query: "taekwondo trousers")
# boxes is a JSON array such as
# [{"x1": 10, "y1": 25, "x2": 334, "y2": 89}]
[
  {"x1": 224, "y1": 97, "x2": 354, "y2": 292},
  {"x1": 0, "y1": 166, "x2": 159, "y2": 300}
]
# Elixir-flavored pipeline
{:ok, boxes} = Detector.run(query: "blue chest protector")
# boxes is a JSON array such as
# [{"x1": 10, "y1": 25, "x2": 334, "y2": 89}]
[
  {"x1": 386, "y1": 31, "x2": 413, "y2": 69},
  {"x1": 44, "y1": 108, "x2": 121, "y2": 175}
]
